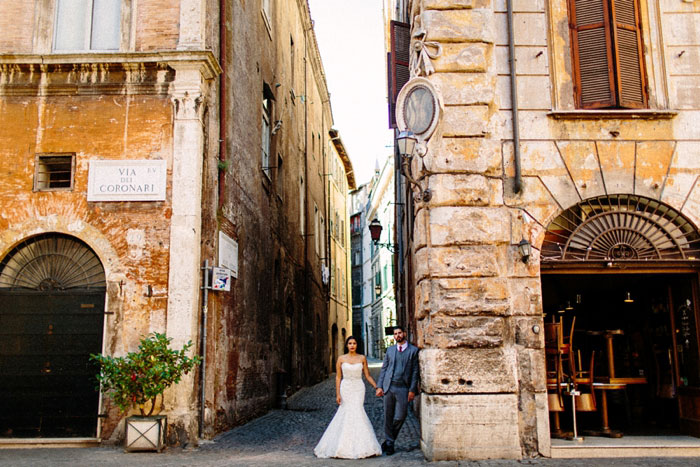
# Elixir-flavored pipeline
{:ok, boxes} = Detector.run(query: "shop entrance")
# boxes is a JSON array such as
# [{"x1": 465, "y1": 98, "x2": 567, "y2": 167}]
[
  {"x1": 540, "y1": 194, "x2": 700, "y2": 441},
  {"x1": 541, "y1": 271, "x2": 700, "y2": 437}
]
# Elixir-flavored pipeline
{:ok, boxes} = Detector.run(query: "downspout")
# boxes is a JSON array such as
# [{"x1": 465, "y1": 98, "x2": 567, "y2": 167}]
[
  {"x1": 507, "y1": 0, "x2": 523, "y2": 193},
  {"x1": 200, "y1": 0, "x2": 227, "y2": 439},
  {"x1": 199, "y1": 260, "x2": 209, "y2": 438},
  {"x1": 218, "y1": 0, "x2": 228, "y2": 206}
]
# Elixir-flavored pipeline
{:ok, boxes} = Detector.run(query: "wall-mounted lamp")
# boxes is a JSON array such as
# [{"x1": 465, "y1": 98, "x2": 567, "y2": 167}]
[
  {"x1": 624, "y1": 291, "x2": 634, "y2": 303},
  {"x1": 518, "y1": 239, "x2": 531, "y2": 264},
  {"x1": 397, "y1": 130, "x2": 431, "y2": 202},
  {"x1": 375, "y1": 284, "x2": 382, "y2": 297},
  {"x1": 369, "y1": 218, "x2": 396, "y2": 253}
]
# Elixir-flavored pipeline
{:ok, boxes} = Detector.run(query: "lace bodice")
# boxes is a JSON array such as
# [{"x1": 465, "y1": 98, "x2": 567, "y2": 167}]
[{"x1": 341, "y1": 361, "x2": 363, "y2": 380}]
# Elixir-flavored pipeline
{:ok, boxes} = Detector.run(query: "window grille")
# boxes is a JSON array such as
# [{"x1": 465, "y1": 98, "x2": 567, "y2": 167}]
[{"x1": 34, "y1": 154, "x2": 75, "y2": 191}]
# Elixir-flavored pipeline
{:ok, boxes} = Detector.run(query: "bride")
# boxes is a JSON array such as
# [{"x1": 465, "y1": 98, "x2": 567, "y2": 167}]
[{"x1": 314, "y1": 336, "x2": 382, "y2": 459}]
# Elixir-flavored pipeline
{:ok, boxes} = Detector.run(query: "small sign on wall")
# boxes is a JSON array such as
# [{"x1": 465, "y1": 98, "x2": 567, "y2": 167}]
[
  {"x1": 218, "y1": 231, "x2": 238, "y2": 279},
  {"x1": 87, "y1": 160, "x2": 167, "y2": 202},
  {"x1": 211, "y1": 267, "x2": 231, "y2": 291}
]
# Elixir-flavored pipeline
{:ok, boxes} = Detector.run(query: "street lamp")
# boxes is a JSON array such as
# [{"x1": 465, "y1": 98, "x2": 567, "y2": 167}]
[
  {"x1": 518, "y1": 239, "x2": 531, "y2": 264},
  {"x1": 397, "y1": 130, "x2": 431, "y2": 202},
  {"x1": 369, "y1": 218, "x2": 396, "y2": 253},
  {"x1": 369, "y1": 218, "x2": 383, "y2": 243},
  {"x1": 397, "y1": 130, "x2": 417, "y2": 161}
]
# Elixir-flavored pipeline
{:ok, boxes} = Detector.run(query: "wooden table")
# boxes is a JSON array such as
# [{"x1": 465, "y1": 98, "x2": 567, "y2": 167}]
[
  {"x1": 587, "y1": 329, "x2": 624, "y2": 378},
  {"x1": 592, "y1": 382, "x2": 627, "y2": 437},
  {"x1": 586, "y1": 330, "x2": 648, "y2": 437}
]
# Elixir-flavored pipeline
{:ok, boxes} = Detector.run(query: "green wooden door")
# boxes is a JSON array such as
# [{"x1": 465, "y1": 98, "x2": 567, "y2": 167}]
[{"x1": 0, "y1": 291, "x2": 105, "y2": 437}]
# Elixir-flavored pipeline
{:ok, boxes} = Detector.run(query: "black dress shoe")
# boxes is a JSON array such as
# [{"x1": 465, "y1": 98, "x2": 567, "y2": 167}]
[
  {"x1": 385, "y1": 444, "x2": 395, "y2": 455},
  {"x1": 381, "y1": 441, "x2": 388, "y2": 453}
]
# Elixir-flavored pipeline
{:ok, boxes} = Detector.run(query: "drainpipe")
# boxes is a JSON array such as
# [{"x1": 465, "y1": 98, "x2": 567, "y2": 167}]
[
  {"x1": 507, "y1": 0, "x2": 523, "y2": 194},
  {"x1": 199, "y1": 0, "x2": 227, "y2": 439},
  {"x1": 218, "y1": 0, "x2": 227, "y2": 207},
  {"x1": 199, "y1": 260, "x2": 209, "y2": 438}
]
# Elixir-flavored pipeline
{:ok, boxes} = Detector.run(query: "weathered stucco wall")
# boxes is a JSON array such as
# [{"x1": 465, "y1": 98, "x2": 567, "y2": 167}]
[
  {"x1": 198, "y1": 0, "x2": 338, "y2": 436},
  {"x1": 408, "y1": 0, "x2": 700, "y2": 460},
  {"x1": 0, "y1": 64, "x2": 177, "y2": 440}
]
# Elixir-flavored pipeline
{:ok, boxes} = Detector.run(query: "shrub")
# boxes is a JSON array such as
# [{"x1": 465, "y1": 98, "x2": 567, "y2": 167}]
[{"x1": 91, "y1": 333, "x2": 201, "y2": 416}]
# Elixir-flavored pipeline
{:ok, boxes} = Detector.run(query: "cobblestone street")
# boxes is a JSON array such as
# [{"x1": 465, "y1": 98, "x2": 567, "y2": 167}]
[{"x1": 0, "y1": 363, "x2": 697, "y2": 466}]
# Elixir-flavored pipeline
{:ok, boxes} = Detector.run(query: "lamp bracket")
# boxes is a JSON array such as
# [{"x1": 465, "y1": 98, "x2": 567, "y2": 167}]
[
  {"x1": 373, "y1": 241, "x2": 397, "y2": 253},
  {"x1": 401, "y1": 156, "x2": 432, "y2": 202}
]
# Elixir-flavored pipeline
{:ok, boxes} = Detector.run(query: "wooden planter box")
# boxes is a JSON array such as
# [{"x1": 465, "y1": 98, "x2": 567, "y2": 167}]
[{"x1": 125, "y1": 415, "x2": 167, "y2": 452}]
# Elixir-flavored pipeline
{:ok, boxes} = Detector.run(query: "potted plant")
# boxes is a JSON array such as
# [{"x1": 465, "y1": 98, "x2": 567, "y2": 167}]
[{"x1": 91, "y1": 333, "x2": 201, "y2": 452}]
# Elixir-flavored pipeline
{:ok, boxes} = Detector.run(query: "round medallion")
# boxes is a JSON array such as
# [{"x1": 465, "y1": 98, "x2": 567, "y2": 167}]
[
  {"x1": 403, "y1": 85, "x2": 435, "y2": 135},
  {"x1": 396, "y1": 77, "x2": 441, "y2": 141}
]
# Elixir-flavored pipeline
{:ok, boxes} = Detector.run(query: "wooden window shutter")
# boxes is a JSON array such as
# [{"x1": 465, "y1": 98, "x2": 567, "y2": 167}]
[
  {"x1": 611, "y1": 0, "x2": 647, "y2": 108},
  {"x1": 389, "y1": 21, "x2": 410, "y2": 128},
  {"x1": 569, "y1": 0, "x2": 616, "y2": 109}
]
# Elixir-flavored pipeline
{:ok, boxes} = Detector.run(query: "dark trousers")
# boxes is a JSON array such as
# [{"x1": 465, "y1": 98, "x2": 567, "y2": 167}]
[{"x1": 383, "y1": 385, "x2": 409, "y2": 445}]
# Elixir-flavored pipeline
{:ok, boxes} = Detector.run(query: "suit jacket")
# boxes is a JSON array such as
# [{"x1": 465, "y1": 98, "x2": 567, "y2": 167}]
[{"x1": 377, "y1": 343, "x2": 419, "y2": 393}]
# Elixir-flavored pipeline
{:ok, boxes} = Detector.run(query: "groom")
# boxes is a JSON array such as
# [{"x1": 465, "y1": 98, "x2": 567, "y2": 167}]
[{"x1": 375, "y1": 326, "x2": 419, "y2": 455}]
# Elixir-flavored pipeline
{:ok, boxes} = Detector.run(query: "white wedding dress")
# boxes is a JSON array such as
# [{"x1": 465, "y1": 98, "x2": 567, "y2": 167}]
[{"x1": 314, "y1": 362, "x2": 382, "y2": 459}]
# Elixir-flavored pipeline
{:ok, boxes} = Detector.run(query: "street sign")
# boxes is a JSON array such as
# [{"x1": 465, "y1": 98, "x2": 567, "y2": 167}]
[{"x1": 211, "y1": 267, "x2": 231, "y2": 291}]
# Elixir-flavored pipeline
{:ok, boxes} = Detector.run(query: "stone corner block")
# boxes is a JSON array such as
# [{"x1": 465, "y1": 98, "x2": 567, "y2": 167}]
[
  {"x1": 419, "y1": 347, "x2": 518, "y2": 393},
  {"x1": 429, "y1": 206, "x2": 512, "y2": 245},
  {"x1": 423, "y1": 9, "x2": 495, "y2": 43},
  {"x1": 420, "y1": 393, "x2": 522, "y2": 460}
]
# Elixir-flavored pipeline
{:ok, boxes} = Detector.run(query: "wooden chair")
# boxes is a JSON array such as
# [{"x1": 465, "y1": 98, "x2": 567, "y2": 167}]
[
  {"x1": 545, "y1": 316, "x2": 576, "y2": 380},
  {"x1": 573, "y1": 349, "x2": 596, "y2": 412},
  {"x1": 545, "y1": 321, "x2": 567, "y2": 437},
  {"x1": 560, "y1": 316, "x2": 576, "y2": 378},
  {"x1": 545, "y1": 321, "x2": 564, "y2": 398}
]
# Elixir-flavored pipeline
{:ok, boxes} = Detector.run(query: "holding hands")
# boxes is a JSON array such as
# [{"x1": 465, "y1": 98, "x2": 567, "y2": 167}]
[{"x1": 375, "y1": 387, "x2": 384, "y2": 397}]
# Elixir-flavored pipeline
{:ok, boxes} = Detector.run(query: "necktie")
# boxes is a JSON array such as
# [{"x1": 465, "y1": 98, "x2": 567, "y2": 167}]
[{"x1": 399, "y1": 345, "x2": 403, "y2": 352}]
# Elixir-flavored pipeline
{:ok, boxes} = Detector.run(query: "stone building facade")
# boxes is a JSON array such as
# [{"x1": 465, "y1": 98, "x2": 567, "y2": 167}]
[
  {"x1": 0, "y1": 0, "x2": 349, "y2": 446},
  {"x1": 387, "y1": 0, "x2": 700, "y2": 461},
  {"x1": 350, "y1": 183, "x2": 371, "y2": 350},
  {"x1": 326, "y1": 129, "x2": 355, "y2": 368},
  {"x1": 349, "y1": 157, "x2": 399, "y2": 359},
  {"x1": 365, "y1": 156, "x2": 398, "y2": 359}
]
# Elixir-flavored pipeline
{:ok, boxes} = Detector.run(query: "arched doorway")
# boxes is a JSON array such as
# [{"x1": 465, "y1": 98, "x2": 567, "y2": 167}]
[
  {"x1": 541, "y1": 195, "x2": 700, "y2": 438},
  {"x1": 0, "y1": 234, "x2": 106, "y2": 438}
]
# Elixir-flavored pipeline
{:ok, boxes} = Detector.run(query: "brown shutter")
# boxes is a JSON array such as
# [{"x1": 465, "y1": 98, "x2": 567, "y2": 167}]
[
  {"x1": 387, "y1": 52, "x2": 395, "y2": 128},
  {"x1": 610, "y1": 0, "x2": 647, "y2": 108},
  {"x1": 389, "y1": 21, "x2": 410, "y2": 128},
  {"x1": 569, "y1": 0, "x2": 616, "y2": 108}
]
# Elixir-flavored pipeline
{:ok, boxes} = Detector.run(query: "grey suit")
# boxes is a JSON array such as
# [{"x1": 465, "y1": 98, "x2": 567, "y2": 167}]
[{"x1": 377, "y1": 343, "x2": 419, "y2": 446}]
